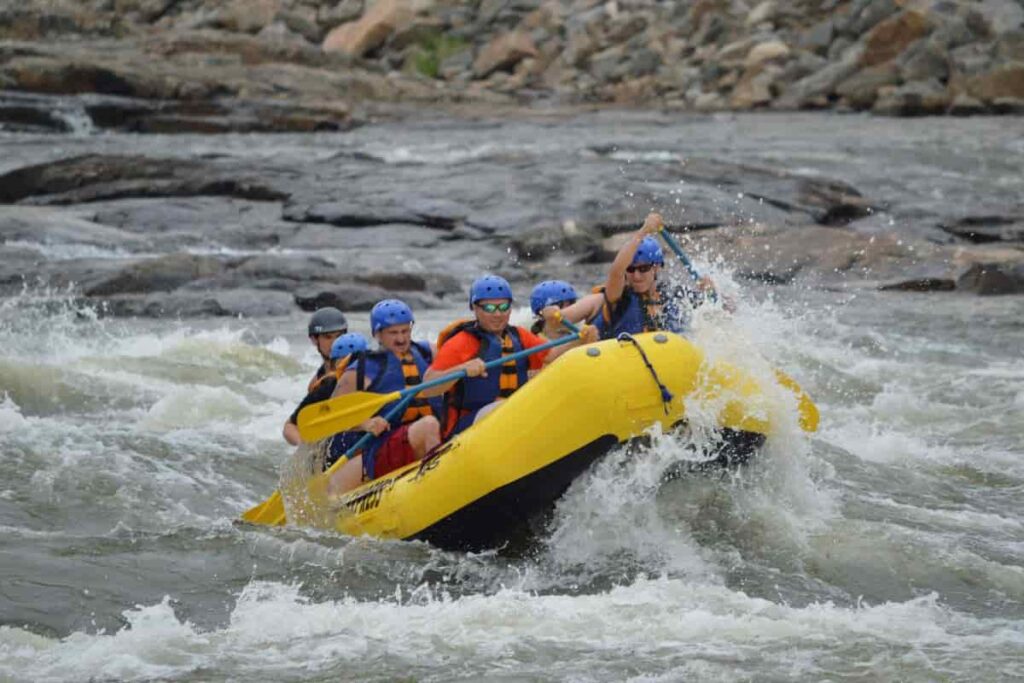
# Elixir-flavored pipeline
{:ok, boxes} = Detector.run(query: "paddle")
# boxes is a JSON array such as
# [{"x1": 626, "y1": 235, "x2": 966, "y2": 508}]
[
  {"x1": 656, "y1": 227, "x2": 819, "y2": 433},
  {"x1": 241, "y1": 324, "x2": 583, "y2": 526},
  {"x1": 240, "y1": 394, "x2": 416, "y2": 527},
  {"x1": 658, "y1": 228, "x2": 718, "y2": 303}
]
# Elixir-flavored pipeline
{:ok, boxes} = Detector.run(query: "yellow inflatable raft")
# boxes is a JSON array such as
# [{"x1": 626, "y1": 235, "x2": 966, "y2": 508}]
[{"x1": 287, "y1": 331, "x2": 818, "y2": 551}]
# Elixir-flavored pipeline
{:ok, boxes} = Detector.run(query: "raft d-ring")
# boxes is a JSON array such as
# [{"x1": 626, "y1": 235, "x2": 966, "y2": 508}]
[
  {"x1": 653, "y1": 333, "x2": 668, "y2": 343},
  {"x1": 586, "y1": 347, "x2": 601, "y2": 357}
]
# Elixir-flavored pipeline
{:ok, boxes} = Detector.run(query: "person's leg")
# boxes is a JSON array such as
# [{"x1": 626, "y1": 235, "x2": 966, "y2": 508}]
[
  {"x1": 408, "y1": 415, "x2": 440, "y2": 457},
  {"x1": 327, "y1": 455, "x2": 363, "y2": 497}
]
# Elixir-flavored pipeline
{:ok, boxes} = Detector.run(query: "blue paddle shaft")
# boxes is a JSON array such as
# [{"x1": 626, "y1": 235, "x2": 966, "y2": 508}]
[
  {"x1": 342, "y1": 394, "x2": 415, "y2": 461},
  {"x1": 340, "y1": 328, "x2": 581, "y2": 461},
  {"x1": 659, "y1": 230, "x2": 717, "y2": 303}
]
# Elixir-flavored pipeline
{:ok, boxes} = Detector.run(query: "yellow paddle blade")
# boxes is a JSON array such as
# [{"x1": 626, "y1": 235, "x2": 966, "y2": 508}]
[
  {"x1": 240, "y1": 490, "x2": 287, "y2": 526},
  {"x1": 774, "y1": 369, "x2": 820, "y2": 433},
  {"x1": 297, "y1": 390, "x2": 401, "y2": 442}
]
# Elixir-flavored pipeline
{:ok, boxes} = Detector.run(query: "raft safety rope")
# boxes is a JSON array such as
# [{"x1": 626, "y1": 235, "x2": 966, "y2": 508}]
[{"x1": 617, "y1": 333, "x2": 674, "y2": 414}]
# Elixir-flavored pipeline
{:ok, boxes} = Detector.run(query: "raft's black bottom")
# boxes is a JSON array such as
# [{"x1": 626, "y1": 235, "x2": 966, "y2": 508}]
[{"x1": 410, "y1": 427, "x2": 764, "y2": 552}]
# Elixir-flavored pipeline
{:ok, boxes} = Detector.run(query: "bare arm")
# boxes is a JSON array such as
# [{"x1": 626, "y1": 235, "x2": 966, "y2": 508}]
[
  {"x1": 557, "y1": 292, "x2": 604, "y2": 326},
  {"x1": 282, "y1": 420, "x2": 301, "y2": 446},
  {"x1": 604, "y1": 212, "x2": 664, "y2": 304},
  {"x1": 329, "y1": 369, "x2": 358, "y2": 398},
  {"x1": 541, "y1": 324, "x2": 599, "y2": 364}
]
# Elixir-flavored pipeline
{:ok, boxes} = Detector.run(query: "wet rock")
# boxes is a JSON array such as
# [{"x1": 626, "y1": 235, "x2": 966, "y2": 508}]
[
  {"x1": 746, "y1": 41, "x2": 790, "y2": 68},
  {"x1": 956, "y1": 261, "x2": 1024, "y2": 294},
  {"x1": 799, "y1": 17, "x2": 834, "y2": 55},
  {"x1": 974, "y1": 0, "x2": 1024, "y2": 36},
  {"x1": 836, "y1": 62, "x2": 902, "y2": 109},
  {"x1": 0, "y1": 205, "x2": 151, "y2": 251},
  {"x1": 964, "y1": 62, "x2": 1024, "y2": 102},
  {"x1": 777, "y1": 44, "x2": 862, "y2": 108},
  {"x1": 508, "y1": 221, "x2": 606, "y2": 262},
  {"x1": 899, "y1": 38, "x2": 950, "y2": 83},
  {"x1": 0, "y1": 98, "x2": 74, "y2": 133},
  {"x1": 321, "y1": 0, "x2": 413, "y2": 57},
  {"x1": 878, "y1": 277, "x2": 956, "y2": 292},
  {"x1": 939, "y1": 216, "x2": 1024, "y2": 243},
  {"x1": 473, "y1": 31, "x2": 539, "y2": 78},
  {"x1": 730, "y1": 64, "x2": 782, "y2": 109},
  {"x1": 99, "y1": 287, "x2": 296, "y2": 318},
  {"x1": 873, "y1": 79, "x2": 950, "y2": 116},
  {"x1": 83, "y1": 253, "x2": 230, "y2": 296},
  {"x1": 318, "y1": 0, "x2": 365, "y2": 28},
  {"x1": 839, "y1": 0, "x2": 899, "y2": 37},
  {"x1": 293, "y1": 283, "x2": 442, "y2": 312},
  {"x1": 689, "y1": 222, "x2": 925, "y2": 285},
  {"x1": 0, "y1": 155, "x2": 288, "y2": 205},
  {"x1": 282, "y1": 223, "x2": 442, "y2": 250},
  {"x1": 859, "y1": 11, "x2": 934, "y2": 68},
  {"x1": 947, "y1": 93, "x2": 988, "y2": 115},
  {"x1": 87, "y1": 197, "x2": 294, "y2": 250},
  {"x1": 283, "y1": 196, "x2": 466, "y2": 229},
  {"x1": 991, "y1": 96, "x2": 1024, "y2": 113},
  {"x1": 354, "y1": 271, "x2": 461, "y2": 297}
]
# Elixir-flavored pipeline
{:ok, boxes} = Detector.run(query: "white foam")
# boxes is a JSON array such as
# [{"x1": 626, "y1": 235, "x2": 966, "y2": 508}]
[
  {"x1": 2, "y1": 579, "x2": 1021, "y2": 681},
  {"x1": 0, "y1": 393, "x2": 27, "y2": 432}
]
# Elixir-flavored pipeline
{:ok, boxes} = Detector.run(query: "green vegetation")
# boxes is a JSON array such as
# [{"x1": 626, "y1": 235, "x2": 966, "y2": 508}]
[{"x1": 408, "y1": 33, "x2": 469, "y2": 79}]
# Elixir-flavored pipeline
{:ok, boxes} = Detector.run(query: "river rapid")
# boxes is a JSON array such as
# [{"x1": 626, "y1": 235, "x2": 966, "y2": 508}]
[{"x1": 1, "y1": 113, "x2": 1023, "y2": 681}]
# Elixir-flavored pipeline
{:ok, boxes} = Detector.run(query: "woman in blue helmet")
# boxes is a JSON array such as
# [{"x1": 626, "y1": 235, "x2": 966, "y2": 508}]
[
  {"x1": 327, "y1": 299, "x2": 442, "y2": 493},
  {"x1": 283, "y1": 332, "x2": 367, "y2": 447},
  {"x1": 561, "y1": 212, "x2": 715, "y2": 339},
  {"x1": 423, "y1": 274, "x2": 596, "y2": 439}
]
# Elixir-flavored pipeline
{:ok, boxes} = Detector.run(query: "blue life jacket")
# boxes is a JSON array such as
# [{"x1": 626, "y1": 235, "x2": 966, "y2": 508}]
[
  {"x1": 327, "y1": 342, "x2": 440, "y2": 479},
  {"x1": 592, "y1": 282, "x2": 689, "y2": 339},
  {"x1": 441, "y1": 322, "x2": 529, "y2": 439}
]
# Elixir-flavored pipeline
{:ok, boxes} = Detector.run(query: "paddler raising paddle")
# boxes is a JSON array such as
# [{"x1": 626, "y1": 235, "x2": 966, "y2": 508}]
[{"x1": 558, "y1": 212, "x2": 717, "y2": 338}]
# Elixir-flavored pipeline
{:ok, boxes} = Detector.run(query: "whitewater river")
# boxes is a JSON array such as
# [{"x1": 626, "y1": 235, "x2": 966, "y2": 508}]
[{"x1": 1, "y1": 114, "x2": 1023, "y2": 681}]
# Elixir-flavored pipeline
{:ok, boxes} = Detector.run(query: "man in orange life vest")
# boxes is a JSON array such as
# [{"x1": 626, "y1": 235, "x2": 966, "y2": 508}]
[
  {"x1": 422, "y1": 274, "x2": 597, "y2": 439},
  {"x1": 283, "y1": 306, "x2": 349, "y2": 445},
  {"x1": 327, "y1": 299, "x2": 443, "y2": 494}
]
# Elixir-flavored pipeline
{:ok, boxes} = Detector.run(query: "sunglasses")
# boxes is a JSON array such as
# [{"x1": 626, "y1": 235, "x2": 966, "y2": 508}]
[
  {"x1": 626, "y1": 264, "x2": 655, "y2": 274},
  {"x1": 476, "y1": 301, "x2": 512, "y2": 313}
]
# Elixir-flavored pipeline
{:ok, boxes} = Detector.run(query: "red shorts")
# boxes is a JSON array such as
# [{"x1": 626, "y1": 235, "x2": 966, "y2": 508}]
[{"x1": 373, "y1": 424, "x2": 418, "y2": 478}]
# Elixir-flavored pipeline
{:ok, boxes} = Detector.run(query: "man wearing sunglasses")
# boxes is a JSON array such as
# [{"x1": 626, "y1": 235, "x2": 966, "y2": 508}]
[{"x1": 423, "y1": 274, "x2": 594, "y2": 439}]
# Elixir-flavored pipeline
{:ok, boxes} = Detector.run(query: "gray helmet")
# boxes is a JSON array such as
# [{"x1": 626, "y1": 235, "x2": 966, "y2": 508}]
[{"x1": 307, "y1": 307, "x2": 348, "y2": 336}]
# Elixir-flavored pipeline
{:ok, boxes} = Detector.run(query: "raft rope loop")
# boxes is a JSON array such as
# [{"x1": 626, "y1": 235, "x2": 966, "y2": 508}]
[{"x1": 617, "y1": 333, "x2": 674, "y2": 415}]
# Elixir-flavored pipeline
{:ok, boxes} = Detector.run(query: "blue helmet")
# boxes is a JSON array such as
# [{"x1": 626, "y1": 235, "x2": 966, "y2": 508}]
[
  {"x1": 469, "y1": 274, "x2": 513, "y2": 307},
  {"x1": 370, "y1": 299, "x2": 414, "y2": 334},
  {"x1": 529, "y1": 280, "x2": 578, "y2": 314},
  {"x1": 632, "y1": 236, "x2": 664, "y2": 266},
  {"x1": 330, "y1": 332, "x2": 368, "y2": 360}
]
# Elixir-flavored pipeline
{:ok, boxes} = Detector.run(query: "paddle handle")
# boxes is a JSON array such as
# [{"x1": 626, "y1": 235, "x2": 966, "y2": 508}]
[
  {"x1": 328, "y1": 393, "x2": 416, "y2": 472},
  {"x1": 659, "y1": 230, "x2": 718, "y2": 303}
]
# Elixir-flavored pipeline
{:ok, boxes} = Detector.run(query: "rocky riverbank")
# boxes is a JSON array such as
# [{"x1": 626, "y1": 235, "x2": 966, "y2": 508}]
[
  {"x1": 1, "y1": 112, "x2": 1022, "y2": 319},
  {"x1": 2, "y1": 0, "x2": 1024, "y2": 135}
]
